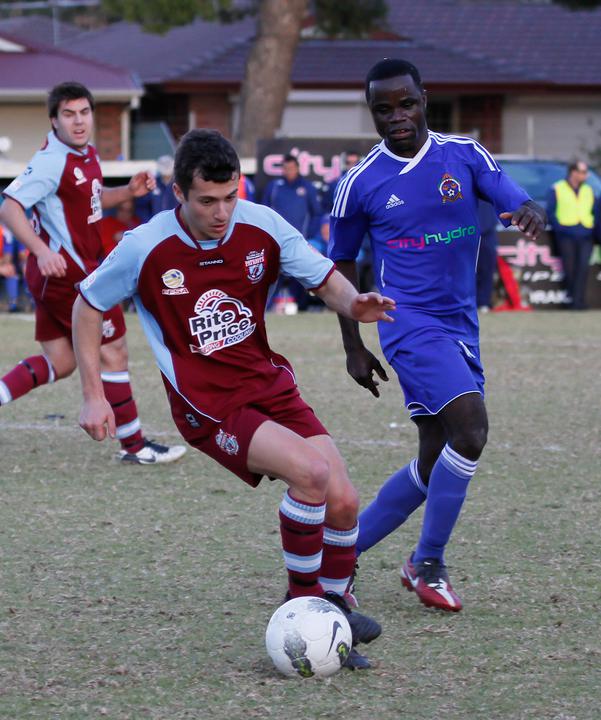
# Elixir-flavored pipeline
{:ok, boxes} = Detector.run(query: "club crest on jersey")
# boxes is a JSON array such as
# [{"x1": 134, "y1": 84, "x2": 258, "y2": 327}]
[
  {"x1": 188, "y1": 288, "x2": 256, "y2": 356},
  {"x1": 102, "y1": 319, "x2": 116, "y2": 339},
  {"x1": 215, "y1": 428, "x2": 239, "y2": 455},
  {"x1": 439, "y1": 173, "x2": 463, "y2": 203},
  {"x1": 161, "y1": 268, "x2": 189, "y2": 295},
  {"x1": 74, "y1": 167, "x2": 87, "y2": 186},
  {"x1": 245, "y1": 249, "x2": 265, "y2": 283}
]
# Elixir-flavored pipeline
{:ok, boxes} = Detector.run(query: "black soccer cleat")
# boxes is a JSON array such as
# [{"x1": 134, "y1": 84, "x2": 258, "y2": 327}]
[
  {"x1": 344, "y1": 562, "x2": 359, "y2": 608},
  {"x1": 324, "y1": 591, "x2": 382, "y2": 646},
  {"x1": 343, "y1": 647, "x2": 371, "y2": 670}
]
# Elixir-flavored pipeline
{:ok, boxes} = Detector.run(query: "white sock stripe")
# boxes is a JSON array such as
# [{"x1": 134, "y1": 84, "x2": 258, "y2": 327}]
[
  {"x1": 280, "y1": 492, "x2": 326, "y2": 525},
  {"x1": 323, "y1": 524, "x2": 359, "y2": 547},
  {"x1": 42, "y1": 354, "x2": 56, "y2": 384},
  {"x1": 101, "y1": 371, "x2": 131, "y2": 384},
  {"x1": 283, "y1": 550, "x2": 323, "y2": 573},
  {"x1": 443, "y1": 444, "x2": 478, "y2": 471},
  {"x1": 440, "y1": 445, "x2": 478, "y2": 478},
  {"x1": 409, "y1": 458, "x2": 428, "y2": 495},
  {"x1": 0, "y1": 380, "x2": 12, "y2": 404},
  {"x1": 318, "y1": 577, "x2": 350, "y2": 594},
  {"x1": 115, "y1": 418, "x2": 141, "y2": 439}
]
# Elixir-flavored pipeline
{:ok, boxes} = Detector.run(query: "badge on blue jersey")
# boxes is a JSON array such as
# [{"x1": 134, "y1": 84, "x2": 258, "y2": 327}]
[{"x1": 439, "y1": 173, "x2": 463, "y2": 203}]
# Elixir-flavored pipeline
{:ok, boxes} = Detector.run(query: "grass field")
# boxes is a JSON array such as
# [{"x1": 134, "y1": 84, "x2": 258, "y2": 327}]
[{"x1": 0, "y1": 310, "x2": 600, "y2": 720}]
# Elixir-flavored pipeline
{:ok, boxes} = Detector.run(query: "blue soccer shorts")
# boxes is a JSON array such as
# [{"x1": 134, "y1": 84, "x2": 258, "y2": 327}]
[{"x1": 389, "y1": 330, "x2": 485, "y2": 418}]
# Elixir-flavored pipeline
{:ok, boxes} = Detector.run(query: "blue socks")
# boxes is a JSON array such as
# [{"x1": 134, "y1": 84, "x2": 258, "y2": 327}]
[
  {"x1": 414, "y1": 444, "x2": 478, "y2": 564},
  {"x1": 357, "y1": 459, "x2": 427, "y2": 554}
]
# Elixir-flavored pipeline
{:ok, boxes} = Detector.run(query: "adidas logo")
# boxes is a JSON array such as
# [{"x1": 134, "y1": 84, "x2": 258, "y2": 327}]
[{"x1": 386, "y1": 194, "x2": 404, "y2": 209}]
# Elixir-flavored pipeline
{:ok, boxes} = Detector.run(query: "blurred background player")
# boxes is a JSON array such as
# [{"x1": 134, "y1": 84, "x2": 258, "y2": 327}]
[
  {"x1": 134, "y1": 154, "x2": 177, "y2": 223},
  {"x1": 262, "y1": 153, "x2": 322, "y2": 311},
  {"x1": 0, "y1": 221, "x2": 27, "y2": 312},
  {"x1": 100, "y1": 199, "x2": 141, "y2": 257},
  {"x1": 0, "y1": 81, "x2": 185, "y2": 465},
  {"x1": 476, "y1": 200, "x2": 501, "y2": 312},
  {"x1": 329, "y1": 58, "x2": 545, "y2": 611},
  {"x1": 72, "y1": 129, "x2": 395, "y2": 668}
]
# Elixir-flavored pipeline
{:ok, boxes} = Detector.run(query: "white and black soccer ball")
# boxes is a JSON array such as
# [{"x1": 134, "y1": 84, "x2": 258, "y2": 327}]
[{"x1": 265, "y1": 596, "x2": 352, "y2": 678}]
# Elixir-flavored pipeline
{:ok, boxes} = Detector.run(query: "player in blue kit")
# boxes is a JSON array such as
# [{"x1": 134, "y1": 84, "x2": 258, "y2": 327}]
[{"x1": 329, "y1": 59, "x2": 545, "y2": 611}]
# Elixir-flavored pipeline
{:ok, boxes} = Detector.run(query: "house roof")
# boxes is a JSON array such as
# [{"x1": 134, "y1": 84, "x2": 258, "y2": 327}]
[
  {"x1": 57, "y1": 17, "x2": 256, "y2": 85},
  {"x1": 0, "y1": 24, "x2": 141, "y2": 100},
  {"x1": 1, "y1": 0, "x2": 600, "y2": 91},
  {"x1": 386, "y1": 0, "x2": 601, "y2": 87},
  {"x1": 169, "y1": 37, "x2": 527, "y2": 88}
]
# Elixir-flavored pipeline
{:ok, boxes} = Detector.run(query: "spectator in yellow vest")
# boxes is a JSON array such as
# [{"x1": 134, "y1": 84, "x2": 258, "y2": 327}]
[{"x1": 548, "y1": 161, "x2": 595, "y2": 309}]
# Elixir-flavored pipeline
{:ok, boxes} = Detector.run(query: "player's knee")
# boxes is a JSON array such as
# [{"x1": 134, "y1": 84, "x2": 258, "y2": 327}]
[
  {"x1": 327, "y1": 485, "x2": 360, "y2": 528},
  {"x1": 288, "y1": 452, "x2": 330, "y2": 500},
  {"x1": 451, "y1": 425, "x2": 488, "y2": 460},
  {"x1": 305, "y1": 456, "x2": 330, "y2": 495}
]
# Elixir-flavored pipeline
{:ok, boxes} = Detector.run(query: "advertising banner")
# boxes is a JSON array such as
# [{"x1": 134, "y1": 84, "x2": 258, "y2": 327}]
[{"x1": 497, "y1": 229, "x2": 601, "y2": 309}]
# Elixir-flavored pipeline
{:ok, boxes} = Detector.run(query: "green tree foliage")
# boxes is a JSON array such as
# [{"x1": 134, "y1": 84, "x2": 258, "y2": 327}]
[
  {"x1": 314, "y1": 0, "x2": 387, "y2": 37},
  {"x1": 101, "y1": 0, "x2": 251, "y2": 33},
  {"x1": 102, "y1": 0, "x2": 388, "y2": 36},
  {"x1": 553, "y1": 0, "x2": 601, "y2": 9}
]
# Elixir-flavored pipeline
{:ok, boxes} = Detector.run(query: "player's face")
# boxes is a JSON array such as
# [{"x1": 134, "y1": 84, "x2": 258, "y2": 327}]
[
  {"x1": 282, "y1": 160, "x2": 300, "y2": 182},
  {"x1": 175, "y1": 173, "x2": 239, "y2": 241},
  {"x1": 368, "y1": 74, "x2": 428, "y2": 157},
  {"x1": 51, "y1": 97, "x2": 94, "y2": 150}
]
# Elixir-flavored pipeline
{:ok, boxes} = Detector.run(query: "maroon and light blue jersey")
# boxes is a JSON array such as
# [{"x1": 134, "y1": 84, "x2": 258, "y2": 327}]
[
  {"x1": 80, "y1": 201, "x2": 334, "y2": 422},
  {"x1": 329, "y1": 131, "x2": 530, "y2": 355},
  {"x1": 3, "y1": 131, "x2": 104, "y2": 282}
]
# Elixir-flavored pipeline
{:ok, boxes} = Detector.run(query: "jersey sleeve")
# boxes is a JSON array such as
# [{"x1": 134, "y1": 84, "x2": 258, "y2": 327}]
[
  {"x1": 2, "y1": 150, "x2": 63, "y2": 211},
  {"x1": 328, "y1": 177, "x2": 369, "y2": 262},
  {"x1": 471, "y1": 143, "x2": 531, "y2": 226},
  {"x1": 79, "y1": 230, "x2": 143, "y2": 310},
  {"x1": 274, "y1": 211, "x2": 334, "y2": 289}
]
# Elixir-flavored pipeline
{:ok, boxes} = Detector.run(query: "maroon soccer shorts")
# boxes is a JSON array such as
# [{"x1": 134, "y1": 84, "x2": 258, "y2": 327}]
[
  {"x1": 31, "y1": 276, "x2": 126, "y2": 345},
  {"x1": 167, "y1": 384, "x2": 329, "y2": 487}
]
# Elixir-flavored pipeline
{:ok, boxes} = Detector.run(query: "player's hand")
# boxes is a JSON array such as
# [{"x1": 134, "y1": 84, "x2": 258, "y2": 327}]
[
  {"x1": 346, "y1": 346, "x2": 389, "y2": 398},
  {"x1": 128, "y1": 171, "x2": 157, "y2": 198},
  {"x1": 79, "y1": 398, "x2": 116, "y2": 442},
  {"x1": 37, "y1": 247, "x2": 67, "y2": 278},
  {"x1": 500, "y1": 201, "x2": 546, "y2": 240},
  {"x1": 350, "y1": 292, "x2": 396, "y2": 323},
  {"x1": 0, "y1": 262, "x2": 17, "y2": 278}
]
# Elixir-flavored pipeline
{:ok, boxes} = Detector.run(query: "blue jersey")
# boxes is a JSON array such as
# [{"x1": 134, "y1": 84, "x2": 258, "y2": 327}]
[{"x1": 329, "y1": 132, "x2": 529, "y2": 355}]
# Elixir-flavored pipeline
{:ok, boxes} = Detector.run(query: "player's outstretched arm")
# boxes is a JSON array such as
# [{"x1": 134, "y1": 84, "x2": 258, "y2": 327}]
[
  {"x1": 316, "y1": 263, "x2": 394, "y2": 398},
  {"x1": 72, "y1": 295, "x2": 116, "y2": 442},
  {"x1": 315, "y1": 268, "x2": 395, "y2": 322},
  {"x1": 102, "y1": 171, "x2": 157, "y2": 209},
  {"x1": 500, "y1": 200, "x2": 546, "y2": 240}
]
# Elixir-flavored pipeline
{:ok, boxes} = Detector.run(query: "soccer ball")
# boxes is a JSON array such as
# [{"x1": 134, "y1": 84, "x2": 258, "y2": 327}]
[{"x1": 265, "y1": 596, "x2": 352, "y2": 678}]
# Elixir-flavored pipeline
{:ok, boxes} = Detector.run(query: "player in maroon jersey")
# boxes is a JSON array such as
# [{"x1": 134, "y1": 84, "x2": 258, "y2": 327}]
[
  {"x1": 0, "y1": 82, "x2": 185, "y2": 464},
  {"x1": 72, "y1": 129, "x2": 396, "y2": 668}
]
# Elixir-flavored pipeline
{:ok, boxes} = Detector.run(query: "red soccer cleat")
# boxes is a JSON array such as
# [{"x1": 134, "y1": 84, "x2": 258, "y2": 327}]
[{"x1": 400, "y1": 554, "x2": 463, "y2": 612}]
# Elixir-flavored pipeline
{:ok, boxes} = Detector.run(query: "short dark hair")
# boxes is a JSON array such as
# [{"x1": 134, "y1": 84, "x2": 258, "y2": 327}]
[
  {"x1": 174, "y1": 129, "x2": 240, "y2": 197},
  {"x1": 365, "y1": 58, "x2": 423, "y2": 101},
  {"x1": 568, "y1": 160, "x2": 587, "y2": 174},
  {"x1": 283, "y1": 153, "x2": 299, "y2": 165},
  {"x1": 48, "y1": 81, "x2": 95, "y2": 118}
]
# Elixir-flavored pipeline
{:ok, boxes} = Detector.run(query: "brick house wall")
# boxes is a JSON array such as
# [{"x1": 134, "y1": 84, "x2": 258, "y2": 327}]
[
  {"x1": 94, "y1": 103, "x2": 125, "y2": 160},
  {"x1": 189, "y1": 92, "x2": 231, "y2": 138},
  {"x1": 459, "y1": 95, "x2": 504, "y2": 153}
]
